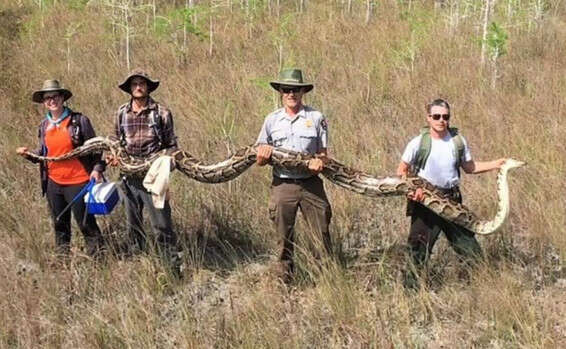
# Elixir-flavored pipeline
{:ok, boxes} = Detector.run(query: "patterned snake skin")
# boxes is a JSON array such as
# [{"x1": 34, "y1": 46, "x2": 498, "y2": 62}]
[{"x1": 23, "y1": 136, "x2": 524, "y2": 235}]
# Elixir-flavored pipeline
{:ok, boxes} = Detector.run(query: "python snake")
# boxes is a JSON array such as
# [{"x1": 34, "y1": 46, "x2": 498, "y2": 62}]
[{"x1": 23, "y1": 136, "x2": 524, "y2": 235}]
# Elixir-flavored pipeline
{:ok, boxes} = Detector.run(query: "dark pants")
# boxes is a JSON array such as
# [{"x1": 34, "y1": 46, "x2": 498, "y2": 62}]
[
  {"x1": 120, "y1": 176, "x2": 178, "y2": 262},
  {"x1": 46, "y1": 179, "x2": 104, "y2": 256},
  {"x1": 407, "y1": 188, "x2": 482, "y2": 273},
  {"x1": 268, "y1": 176, "x2": 332, "y2": 279}
]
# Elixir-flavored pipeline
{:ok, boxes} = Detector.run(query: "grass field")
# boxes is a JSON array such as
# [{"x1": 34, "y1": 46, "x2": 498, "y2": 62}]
[{"x1": 1, "y1": 0, "x2": 565, "y2": 347}]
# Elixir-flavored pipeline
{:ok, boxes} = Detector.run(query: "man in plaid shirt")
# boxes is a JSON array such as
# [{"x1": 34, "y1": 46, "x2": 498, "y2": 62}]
[{"x1": 108, "y1": 69, "x2": 180, "y2": 276}]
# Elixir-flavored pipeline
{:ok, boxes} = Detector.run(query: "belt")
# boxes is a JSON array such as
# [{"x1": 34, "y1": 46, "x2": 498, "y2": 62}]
[
  {"x1": 433, "y1": 185, "x2": 461, "y2": 201},
  {"x1": 273, "y1": 176, "x2": 314, "y2": 184},
  {"x1": 435, "y1": 186, "x2": 459, "y2": 194}
]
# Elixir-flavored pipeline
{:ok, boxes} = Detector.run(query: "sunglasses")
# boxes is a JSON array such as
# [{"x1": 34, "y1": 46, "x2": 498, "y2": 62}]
[
  {"x1": 429, "y1": 113, "x2": 450, "y2": 121},
  {"x1": 280, "y1": 87, "x2": 302, "y2": 94},
  {"x1": 43, "y1": 94, "x2": 61, "y2": 102}
]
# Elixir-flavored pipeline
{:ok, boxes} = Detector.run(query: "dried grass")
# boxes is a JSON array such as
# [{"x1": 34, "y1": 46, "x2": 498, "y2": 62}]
[{"x1": 1, "y1": 0, "x2": 565, "y2": 347}]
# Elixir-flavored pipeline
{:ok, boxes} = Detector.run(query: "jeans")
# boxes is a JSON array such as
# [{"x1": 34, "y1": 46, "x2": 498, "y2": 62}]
[{"x1": 120, "y1": 176, "x2": 178, "y2": 269}]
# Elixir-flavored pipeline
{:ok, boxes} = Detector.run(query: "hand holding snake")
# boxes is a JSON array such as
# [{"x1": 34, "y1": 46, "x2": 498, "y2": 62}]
[{"x1": 20, "y1": 136, "x2": 525, "y2": 235}]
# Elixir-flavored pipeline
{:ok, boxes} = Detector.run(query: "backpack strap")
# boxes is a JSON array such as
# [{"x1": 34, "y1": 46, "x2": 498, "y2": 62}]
[
  {"x1": 38, "y1": 120, "x2": 48, "y2": 156},
  {"x1": 118, "y1": 104, "x2": 128, "y2": 147},
  {"x1": 413, "y1": 126, "x2": 465, "y2": 177},
  {"x1": 149, "y1": 103, "x2": 164, "y2": 149},
  {"x1": 69, "y1": 112, "x2": 83, "y2": 147},
  {"x1": 450, "y1": 128, "x2": 465, "y2": 171},
  {"x1": 413, "y1": 127, "x2": 431, "y2": 175}
]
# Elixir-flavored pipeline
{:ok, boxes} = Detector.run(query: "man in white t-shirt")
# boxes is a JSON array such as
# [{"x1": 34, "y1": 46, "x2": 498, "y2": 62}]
[{"x1": 397, "y1": 99, "x2": 505, "y2": 287}]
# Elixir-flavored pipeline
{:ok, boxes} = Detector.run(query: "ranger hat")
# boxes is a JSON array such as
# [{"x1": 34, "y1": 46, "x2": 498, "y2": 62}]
[
  {"x1": 118, "y1": 69, "x2": 160, "y2": 94},
  {"x1": 269, "y1": 68, "x2": 314, "y2": 93},
  {"x1": 32, "y1": 80, "x2": 73, "y2": 103}
]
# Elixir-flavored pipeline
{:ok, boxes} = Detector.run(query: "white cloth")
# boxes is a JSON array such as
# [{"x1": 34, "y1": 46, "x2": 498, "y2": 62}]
[
  {"x1": 143, "y1": 156, "x2": 172, "y2": 209},
  {"x1": 401, "y1": 133, "x2": 472, "y2": 189}
]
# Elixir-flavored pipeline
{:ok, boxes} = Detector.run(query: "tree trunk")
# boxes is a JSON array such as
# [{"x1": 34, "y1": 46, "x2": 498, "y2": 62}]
[
  {"x1": 491, "y1": 48, "x2": 499, "y2": 89},
  {"x1": 124, "y1": 4, "x2": 131, "y2": 71},
  {"x1": 448, "y1": 0, "x2": 460, "y2": 36},
  {"x1": 184, "y1": 0, "x2": 188, "y2": 53},
  {"x1": 152, "y1": 0, "x2": 156, "y2": 31},
  {"x1": 39, "y1": 0, "x2": 44, "y2": 28},
  {"x1": 480, "y1": 0, "x2": 493, "y2": 69},
  {"x1": 279, "y1": 43, "x2": 283, "y2": 72},
  {"x1": 209, "y1": 15, "x2": 213, "y2": 56},
  {"x1": 66, "y1": 38, "x2": 71, "y2": 73},
  {"x1": 365, "y1": 0, "x2": 372, "y2": 25}
]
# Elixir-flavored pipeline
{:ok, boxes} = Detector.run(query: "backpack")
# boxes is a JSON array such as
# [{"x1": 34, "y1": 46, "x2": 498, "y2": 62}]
[
  {"x1": 40, "y1": 112, "x2": 86, "y2": 148},
  {"x1": 38, "y1": 112, "x2": 99, "y2": 195},
  {"x1": 412, "y1": 126, "x2": 465, "y2": 176},
  {"x1": 118, "y1": 103, "x2": 164, "y2": 149},
  {"x1": 69, "y1": 112, "x2": 83, "y2": 147}
]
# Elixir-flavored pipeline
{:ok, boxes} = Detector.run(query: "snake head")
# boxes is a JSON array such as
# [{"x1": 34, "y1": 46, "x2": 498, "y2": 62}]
[{"x1": 503, "y1": 158, "x2": 526, "y2": 170}]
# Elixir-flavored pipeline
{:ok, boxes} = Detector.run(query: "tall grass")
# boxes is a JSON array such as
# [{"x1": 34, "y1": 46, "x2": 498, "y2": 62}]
[{"x1": 1, "y1": 0, "x2": 565, "y2": 347}]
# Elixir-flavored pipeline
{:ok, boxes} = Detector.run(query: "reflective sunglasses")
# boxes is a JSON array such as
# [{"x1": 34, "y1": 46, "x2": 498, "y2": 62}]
[
  {"x1": 280, "y1": 87, "x2": 303, "y2": 94},
  {"x1": 429, "y1": 113, "x2": 450, "y2": 121}
]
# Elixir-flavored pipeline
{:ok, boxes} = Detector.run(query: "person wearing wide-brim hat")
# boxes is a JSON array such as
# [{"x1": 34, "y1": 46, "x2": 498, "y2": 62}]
[
  {"x1": 268, "y1": 69, "x2": 314, "y2": 93},
  {"x1": 255, "y1": 68, "x2": 333, "y2": 284},
  {"x1": 107, "y1": 69, "x2": 181, "y2": 276},
  {"x1": 16, "y1": 79, "x2": 105, "y2": 259},
  {"x1": 118, "y1": 70, "x2": 160, "y2": 95},
  {"x1": 31, "y1": 79, "x2": 74, "y2": 103}
]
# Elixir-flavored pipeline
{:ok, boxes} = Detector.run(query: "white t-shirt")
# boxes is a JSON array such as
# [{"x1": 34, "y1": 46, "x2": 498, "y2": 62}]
[{"x1": 401, "y1": 133, "x2": 472, "y2": 189}]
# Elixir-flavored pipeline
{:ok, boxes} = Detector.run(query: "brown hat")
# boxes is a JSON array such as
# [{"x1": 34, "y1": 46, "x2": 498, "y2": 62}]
[
  {"x1": 32, "y1": 80, "x2": 73, "y2": 103},
  {"x1": 269, "y1": 69, "x2": 314, "y2": 93},
  {"x1": 118, "y1": 69, "x2": 160, "y2": 94}
]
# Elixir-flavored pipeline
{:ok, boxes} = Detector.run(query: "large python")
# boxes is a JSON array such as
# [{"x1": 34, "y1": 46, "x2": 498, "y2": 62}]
[{"x1": 23, "y1": 136, "x2": 524, "y2": 235}]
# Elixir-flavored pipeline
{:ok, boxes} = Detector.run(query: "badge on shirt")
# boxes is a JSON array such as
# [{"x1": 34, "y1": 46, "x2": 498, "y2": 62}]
[{"x1": 305, "y1": 119, "x2": 313, "y2": 128}]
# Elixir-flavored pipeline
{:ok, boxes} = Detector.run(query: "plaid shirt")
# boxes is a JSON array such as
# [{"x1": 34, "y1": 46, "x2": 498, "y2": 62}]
[{"x1": 114, "y1": 97, "x2": 178, "y2": 157}]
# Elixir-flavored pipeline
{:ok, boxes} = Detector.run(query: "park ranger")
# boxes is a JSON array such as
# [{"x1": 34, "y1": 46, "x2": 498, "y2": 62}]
[{"x1": 255, "y1": 68, "x2": 332, "y2": 284}]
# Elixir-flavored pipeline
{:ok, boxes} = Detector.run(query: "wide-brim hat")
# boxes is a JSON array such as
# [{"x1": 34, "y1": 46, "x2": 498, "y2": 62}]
[
  {"x1": 32, "y1": 80, "x2": 73, "y2": 103},
  {"x1": 269, "y1": 68, "x2": 314, "y2": 93},
  {"x1": 118, "y1": 69, "x2": 160, "y2": 94}
]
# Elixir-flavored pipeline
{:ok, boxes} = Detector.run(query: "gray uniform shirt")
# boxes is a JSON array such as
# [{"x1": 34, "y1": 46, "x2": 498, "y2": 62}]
[{"x1": 256, "y1": 105, "x2": 328, "y2": 179}]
